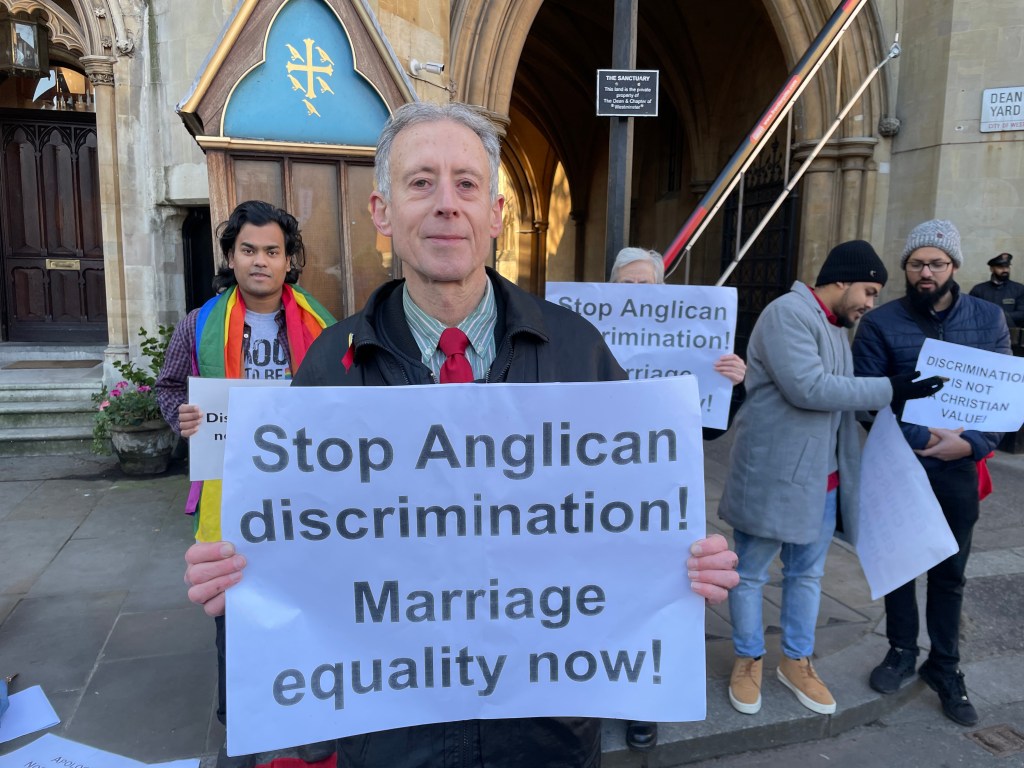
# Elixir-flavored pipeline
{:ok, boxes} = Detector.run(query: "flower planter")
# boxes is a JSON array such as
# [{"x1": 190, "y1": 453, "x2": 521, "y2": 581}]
[{"x1": 109, "y1": 420, "x2": 175, "y2": 475}]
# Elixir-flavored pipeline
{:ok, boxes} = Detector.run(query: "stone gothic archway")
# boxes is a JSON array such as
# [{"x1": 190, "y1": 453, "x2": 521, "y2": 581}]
[{"x1": 450, "y1": 0, "x2": 891, "y2": 286}]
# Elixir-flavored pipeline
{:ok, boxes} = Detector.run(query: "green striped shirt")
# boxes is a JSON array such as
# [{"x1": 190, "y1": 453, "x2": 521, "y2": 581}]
[{"x1": 403, "y1": 280, "x2": 497, "y2": 381}]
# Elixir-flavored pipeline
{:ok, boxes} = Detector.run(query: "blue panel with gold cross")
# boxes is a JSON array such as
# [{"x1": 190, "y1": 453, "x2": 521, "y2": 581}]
[{"x1": 223, "y1": 0, "x2": 390, "y2": 145}]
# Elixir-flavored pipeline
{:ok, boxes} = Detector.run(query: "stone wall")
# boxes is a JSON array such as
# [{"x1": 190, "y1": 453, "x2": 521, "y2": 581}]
[{"x1": 880, "y1": 0, "x2": 1024, "y2": 297}]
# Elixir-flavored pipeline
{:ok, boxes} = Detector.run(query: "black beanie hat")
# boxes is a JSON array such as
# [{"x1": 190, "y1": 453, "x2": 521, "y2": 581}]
[{"x1": 815, "y1": 240, "x2": 888, "y2": 287}]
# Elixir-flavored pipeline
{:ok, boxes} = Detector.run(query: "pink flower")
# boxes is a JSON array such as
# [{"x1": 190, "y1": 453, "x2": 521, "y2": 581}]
[
  {"x1": 99, "y1": 400, "x2": 110, "y2": 410},
  {"x1": 138, "y1": 385, "x2": 151, "y2": 393},
  {"x1": 111, "y1": 389, "x2": 122, "y2": 397},
  {"x1": 117, "y1": 381, "x2": 129, "y2": 389}
]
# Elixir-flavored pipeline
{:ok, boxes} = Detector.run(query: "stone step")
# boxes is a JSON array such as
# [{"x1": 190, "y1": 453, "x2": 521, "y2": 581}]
[
  {"x1": 0, "y1": 425, "x2": 96, "y2": 457},
  {"x1": 0, "y1": 380, "x2": 102, "y2": 403},
  {"x1": 0, "y1": 400, "x2": 96, "y2": 430},
  {"x1": 0, "y1": 343, "x2": 106, "y2": 365}
]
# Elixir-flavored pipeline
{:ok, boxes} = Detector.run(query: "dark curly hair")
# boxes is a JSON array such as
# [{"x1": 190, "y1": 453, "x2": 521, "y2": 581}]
[{"x1": 212, "y1": 200, "x2": 305, "y2": 293}]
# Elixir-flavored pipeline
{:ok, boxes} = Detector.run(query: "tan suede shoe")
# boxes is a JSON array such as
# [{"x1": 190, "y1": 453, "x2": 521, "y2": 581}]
[
  {"x1": 777, "y1": 656, "x2": 836, "y2": 714},
  {"x1": 728, "y1": 656, "x2": 763, "y2": 714}
]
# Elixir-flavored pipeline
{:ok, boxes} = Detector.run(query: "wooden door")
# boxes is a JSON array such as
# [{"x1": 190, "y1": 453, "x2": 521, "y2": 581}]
[{"x1": 1, "y1": 110, "x2": 106, "y2": 342}]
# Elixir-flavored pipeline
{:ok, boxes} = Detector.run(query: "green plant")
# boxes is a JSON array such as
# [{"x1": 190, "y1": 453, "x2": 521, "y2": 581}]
[{"x1": 92, "y1": 325, "x2": 174, "y2": 453}]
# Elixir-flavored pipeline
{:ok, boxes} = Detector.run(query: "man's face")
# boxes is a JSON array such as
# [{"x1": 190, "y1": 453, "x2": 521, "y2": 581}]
[
  {"x1": 990, "y1": 264, "x2": 1010, "y2": 283},
  {"x1": 370, "y1": 120, "x2": 503, "y2": 291},
  {"x1": 227, "y1": 222, "x2": 290, "y2": 307},
  {"x1": 614, "y1": 261, "x2": 659, "y2": 284},
  {"x1": 833, "y1": 281, "x2": 882, "y2": 328},
  {"x1": 905, "y1": 246, "x2": 957, "y2": 305}
]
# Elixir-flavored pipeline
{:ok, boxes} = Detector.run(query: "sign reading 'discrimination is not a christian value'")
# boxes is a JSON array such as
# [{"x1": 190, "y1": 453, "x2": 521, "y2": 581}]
[
  {"x1": 901, "y1": 338, "x2": 1024, "y2": 432},
  {"x1": 221, "y1": 379, "x2": 708, "y2": 756}
]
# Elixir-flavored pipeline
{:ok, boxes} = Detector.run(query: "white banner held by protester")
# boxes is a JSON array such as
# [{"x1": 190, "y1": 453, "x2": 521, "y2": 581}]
[
  {"x1": 856, "y1": 407, "x2": 958, "y2": 601},
  {"x1": 187, "y1": 377, "x2": 289, "y2": 480},
  {"x1": 545, "y1": 283, "x2": 738, "y2": 430},
  {"x1": 222, "y1": 378, "x2": 707, "y2": 755},
  {"x1": 901, "y1": 338, "x2": 1024, "y2": 433}
]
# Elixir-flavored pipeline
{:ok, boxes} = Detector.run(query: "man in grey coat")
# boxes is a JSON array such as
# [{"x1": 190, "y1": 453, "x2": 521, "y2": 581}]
[{"x1": 719, "y1": 240, "x2": 944, "y2": 718}]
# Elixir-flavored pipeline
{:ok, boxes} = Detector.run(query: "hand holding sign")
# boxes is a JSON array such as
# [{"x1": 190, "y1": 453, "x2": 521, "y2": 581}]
[
  {"x1": 888, "y1": 370, "x2": 945, "y2": 403},
  {"x1": 914, "y1": 427, "x2": 973, "y2": 461}
]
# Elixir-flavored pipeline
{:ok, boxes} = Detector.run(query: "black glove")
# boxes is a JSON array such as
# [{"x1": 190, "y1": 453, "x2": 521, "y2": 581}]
[{"x1": 888, "y1": 370, "x2": 944, "y2": 403}]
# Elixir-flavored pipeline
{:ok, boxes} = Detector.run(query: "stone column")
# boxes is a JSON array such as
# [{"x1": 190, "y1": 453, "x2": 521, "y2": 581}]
[
  {"x1": 837, "y1": 137, "x2": 879, "y2": 243},
  {"x1": 530, "y1": 220, "x2": 548, "y2": 294},
  {"x1": 792, "y1": 141, "x2": 840, "y2": 285},
  {"x1": 81, "y1": 55, "x2": 128, "y2": 384}
]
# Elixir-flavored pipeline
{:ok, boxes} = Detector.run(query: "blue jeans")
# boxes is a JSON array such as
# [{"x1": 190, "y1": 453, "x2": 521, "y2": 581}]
[{"x1": 729, "y1": 490, "x2": 837, "y2": 659}]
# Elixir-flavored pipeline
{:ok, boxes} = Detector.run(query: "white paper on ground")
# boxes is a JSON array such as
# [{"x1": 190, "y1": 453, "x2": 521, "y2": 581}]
[
  {"x1": 0, "y1": 733, "x2": 199, "y2": 768},
  {"x1": 0, "y1": 685, "x2": 59, "y2": 744}
]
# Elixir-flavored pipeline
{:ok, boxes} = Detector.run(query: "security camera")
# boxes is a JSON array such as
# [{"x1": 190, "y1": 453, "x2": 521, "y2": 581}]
[{"x1": 410, "y1": 59, "x2": 445, "y2": 76}]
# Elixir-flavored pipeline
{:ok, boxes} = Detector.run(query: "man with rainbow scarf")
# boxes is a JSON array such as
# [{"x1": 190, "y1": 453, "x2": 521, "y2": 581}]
[{"x1": 156, "y1": 199, "x2": 334, "y2": 768}]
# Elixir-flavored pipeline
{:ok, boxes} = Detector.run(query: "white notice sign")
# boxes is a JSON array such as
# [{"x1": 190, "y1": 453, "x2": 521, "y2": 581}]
[
  {"x1": 901, "y1": 338, "x2": 1024, "y2": 432},
  {"x1": 545, "y1": 283, "x2": 738, "y2": 429},
  {"x1": 221, "y1": 379, "x2": 707, "y2": 755},
  {"x1": 981, "y1": 86, "x2": 1024, "y2": 133}
]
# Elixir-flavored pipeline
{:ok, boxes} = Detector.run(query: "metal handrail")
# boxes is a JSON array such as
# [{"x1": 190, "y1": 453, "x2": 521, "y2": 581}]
[
  {"x1": 662, "y1": 0, "x2": 872, "y2": 280},
  {"x1": 716, "y1": 41, "x2": 900, "y2": 286}
]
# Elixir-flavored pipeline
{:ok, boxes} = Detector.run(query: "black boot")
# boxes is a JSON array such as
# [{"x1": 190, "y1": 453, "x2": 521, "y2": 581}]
[{"x1": 626, "y1": 720, "x2": 658, "y2": 751}]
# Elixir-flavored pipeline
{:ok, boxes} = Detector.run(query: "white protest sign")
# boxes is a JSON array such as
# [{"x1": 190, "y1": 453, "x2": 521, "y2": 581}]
[
  {"x1": 856, "y1": 407, "x2": 958, "y2": 601},
  {"x1": 187, "y1": 377, "x2": 289, "y2": 480},
  {"x1": 222, "y1": 378, "x2": 706, "y2": 755},
  {"x1": 545, "y1": 283, "x2": 738, "y2": 429},
  {"x1": 901, "y1": 338, "x2": 1024, "y2": 432}
]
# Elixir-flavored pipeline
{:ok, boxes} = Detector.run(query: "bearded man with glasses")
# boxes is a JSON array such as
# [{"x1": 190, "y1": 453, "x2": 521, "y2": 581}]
[{"x1": 852, "y1": 220, "x2": 1011, "y2": 727}]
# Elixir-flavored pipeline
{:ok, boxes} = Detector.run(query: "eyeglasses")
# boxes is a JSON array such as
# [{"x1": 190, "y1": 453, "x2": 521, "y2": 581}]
[{"x1": 906, "y1": 260, "x2": 952, "y2": 273}]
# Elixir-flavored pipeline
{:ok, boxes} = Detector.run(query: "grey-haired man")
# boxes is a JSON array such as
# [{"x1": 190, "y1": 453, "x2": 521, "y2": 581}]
[{"x1": 181, "y1": 102, "x2": 740, "y2": 768}]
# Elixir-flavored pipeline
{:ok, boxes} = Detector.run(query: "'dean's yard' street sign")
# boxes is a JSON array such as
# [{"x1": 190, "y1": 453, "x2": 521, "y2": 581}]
[{"x1": 981, "y1": 86, "x2": 1024, "y2": 133}]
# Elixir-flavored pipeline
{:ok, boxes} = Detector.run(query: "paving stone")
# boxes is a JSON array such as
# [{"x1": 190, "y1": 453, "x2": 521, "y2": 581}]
[
  {"x1": 103, "y1": 605, "x2": 214, "y2": 661},
  {"x1": 120, "y1": 585, "x2": 194, "y2": 613},
  {"x1": 0, "y1": 479, "x2": 41, "y2": 521},
  {"x1": 0, "y1": 595, "x2": 18, "y2": 624},
  {"x1": 27, "y1": 535, "x2": 152, "y2": 597},
  {"x1": 961, "y1": 573, "x2": 1024, "y2": 659},
  {"x1": 0, "y1": 592, "x2": 125, "y2": 692},
  {"x1": 64, "y1": 651, "x2": 217, "y2": 762},
  {"x1": 7, "y1": 479, "x2": 109, "y2": 521},
  {"x1": 0, "y1": 518, "x2": 82, "y2": 595},
  {"x1": 73, "y1": 497, "x2": 171, "y2": 540},
  {"x1": 966, "y1": 549, "x2": 1024, "y2": 578},
  {"x1": 961, "y1": 655, "x2": 1024, "y2": 708}
]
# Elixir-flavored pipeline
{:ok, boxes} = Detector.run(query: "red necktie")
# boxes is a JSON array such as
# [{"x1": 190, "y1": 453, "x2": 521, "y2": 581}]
[{"x1": 438, "y1": 327, "x2": 474, "y2": 383}]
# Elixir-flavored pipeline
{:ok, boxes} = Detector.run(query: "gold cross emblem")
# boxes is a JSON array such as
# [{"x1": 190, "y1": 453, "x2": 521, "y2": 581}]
[{"x1": 285, "y1": 38, "x2": 334, "y2": 114}]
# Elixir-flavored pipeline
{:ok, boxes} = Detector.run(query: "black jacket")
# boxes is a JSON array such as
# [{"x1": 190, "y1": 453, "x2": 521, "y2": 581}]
[
  {"x1": 852, "y1": 283, "x2": 1011, "y2": 472},
  {"x1": 969, "y1": 278, "x2": 1024, "y2": 328},
  {"x1": 293, "y1": 268, "x2": 625, "y2": 768}
]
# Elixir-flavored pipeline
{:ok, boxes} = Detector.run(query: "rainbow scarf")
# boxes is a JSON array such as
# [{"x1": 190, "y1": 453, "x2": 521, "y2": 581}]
[{"x1": 191, "y1": 284, "x2": 334, "y2": 542}]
